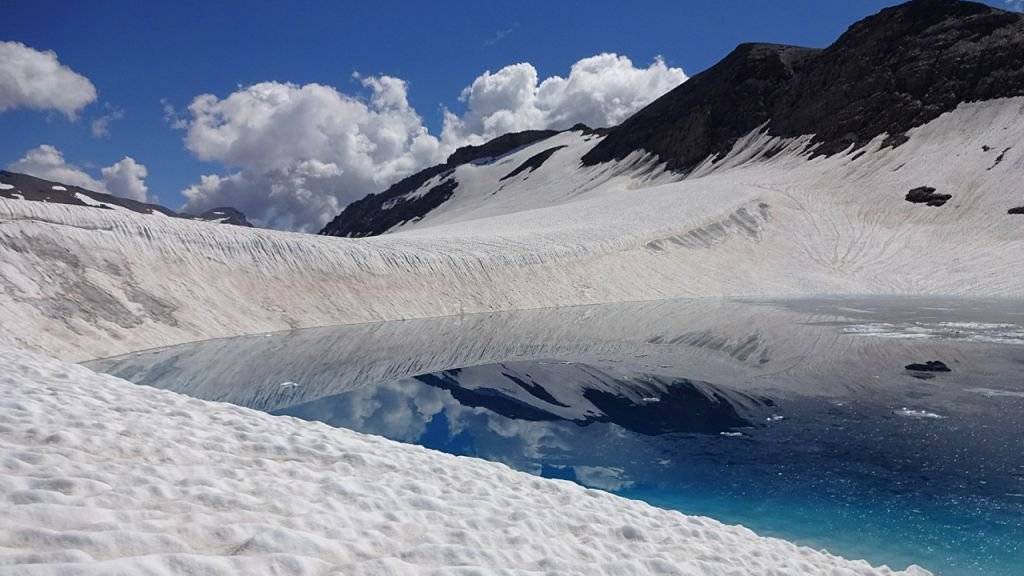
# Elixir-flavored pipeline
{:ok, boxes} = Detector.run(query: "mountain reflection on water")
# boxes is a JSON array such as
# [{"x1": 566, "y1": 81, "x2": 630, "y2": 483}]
[{"x1": 88, "y1": 297, "x2": 1024, "y2": 576}]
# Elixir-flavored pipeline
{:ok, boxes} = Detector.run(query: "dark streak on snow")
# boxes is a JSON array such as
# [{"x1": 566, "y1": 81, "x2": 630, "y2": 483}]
[{"x1": 499, "y1": 146, "x2": 568, "y2": 181}]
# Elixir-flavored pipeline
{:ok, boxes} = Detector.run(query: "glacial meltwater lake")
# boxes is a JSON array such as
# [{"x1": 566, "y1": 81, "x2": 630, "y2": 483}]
[{"x1": 87, "y1": 298, "x2": 1024, "y2": 576}]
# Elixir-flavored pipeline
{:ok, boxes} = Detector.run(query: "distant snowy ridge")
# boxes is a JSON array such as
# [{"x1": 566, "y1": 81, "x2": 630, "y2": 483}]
[
  {"x1": 0, "y1": 345, "x2": 931, "y2": 576},
  {"x1": 0, "y1": 170, "x2": 252, "y2": 226},
  {"x1": 2, "y1": 97, "x2": 1023, "y2": 361}
]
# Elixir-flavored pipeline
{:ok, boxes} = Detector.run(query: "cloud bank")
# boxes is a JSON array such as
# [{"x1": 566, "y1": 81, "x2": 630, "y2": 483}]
[
  {"x1": 441, "y1": 54, "x2": 687, "y2": 147},
  {"x1": 0, "y1": 41, "x2": 97, "y2": 119},
  {"x1": 179, "y1": 76, "x2": 444, "y2": 231},
  {"x1": 8, "y1": 145, "x2": 152, "y2": 203},
  {"x1": 178, "y1": 54, "x2": 686, "y2": 231}
]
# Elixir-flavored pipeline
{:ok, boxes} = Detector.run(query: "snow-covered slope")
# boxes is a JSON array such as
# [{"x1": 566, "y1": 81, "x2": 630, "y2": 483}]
[
  {"x1": 322, "y1": 1, "x2": 1024, "y2": 239},
  {"x1": 2, "y1": 97, "x2": 1023, "y2": 361},
  {"x1": 0, "y1": 345, "x2": 930, "y2": 576}
]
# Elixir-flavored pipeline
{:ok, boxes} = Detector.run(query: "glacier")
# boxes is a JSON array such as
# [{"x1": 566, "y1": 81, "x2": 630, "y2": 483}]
[{"x1": 1, "y1": 98, "x2": 1023, "y2": 362}]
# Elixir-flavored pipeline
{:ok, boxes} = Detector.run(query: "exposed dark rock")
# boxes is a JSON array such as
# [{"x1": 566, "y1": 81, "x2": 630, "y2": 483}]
[
  {"x1": 500, "y1": 146, "x2": 567, "y2": 181},
  {"x1": 446, "y1": 129, "x2": 559, "y2": 166},
  {"x1": 187, "y1": 207, "x2": 253, "y2": 227},
  {"x1": 905, "y1": 360, "x2": 952, "y2": 372},
  {"x1": 582, "y1": 0, "x2": 1024, "y2": 172},
  {"x1": 322, "y1": 175, "x2": 458, "y2": 238},
  {"x1": 988, "y1": 146, "x2": 1012, "y2": 170},
  {"x1": 905, "y1": 186, "x2": 952, "y2": 207},
  {"x1": 569, "y1": 123, "x2": 609, "y2": 136},
  {"x1": 583, "y1": 42, "x2": 816, "y2": 172},
  {"x1": 319, "y1": 165, "x2": 452, "y2": 237},
  {"x1": 0, "y1": 170, "x2": 253, "y2": 226},
  {"x1": 0, "y1": 170, "x2": 178, "y2": 215},
  {"x1": 320, "y1": 129, "x2": 562, "y2": 237},
  {"x1": 1009, "y1": 206, "x2": 1024, "y2": 214}
]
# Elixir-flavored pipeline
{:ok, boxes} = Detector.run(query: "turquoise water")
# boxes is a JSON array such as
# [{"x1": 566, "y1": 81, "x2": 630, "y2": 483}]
[
  {"x1": 89, "y1": 298, "x2": 1024, "y2": 575},
  {"x1": 271, "y1": 376, "x2": 1023, "y2": 575}
]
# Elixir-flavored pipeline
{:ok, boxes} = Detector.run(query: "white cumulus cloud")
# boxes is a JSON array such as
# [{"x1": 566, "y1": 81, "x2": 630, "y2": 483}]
[
  {"x1": 177, "y1": 53, "x2": 686, "y2": 231},
  {"x1": 160, "y1": 98, "x2": 189, "y2": 130},
  {"x1": 8, "y1": 145, "x2": 104, "y2": 190},
  {"x1": 8, "y1": 145, "x2": 153, "y2": 203},
  {"x1": 0, "y1": 41, "x2": 97, "y2": 119},
  {"x1": 101, "y1": 157, "x2": 150, "y2": 202},
  {"x1": 179, "y1": 77, "x2": 445, "y2": 231},
  {"x1": 441, "y1": 53, "x2": 687, "y2": 148},
  {"x1": 90, "y1": 104, "x2": 125, "y2": 139}
]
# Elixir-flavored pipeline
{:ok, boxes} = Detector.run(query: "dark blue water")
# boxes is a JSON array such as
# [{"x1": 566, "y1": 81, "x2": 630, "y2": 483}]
[{"x1": 88, "y1": 298, "x2": 1024, "y2": 575}]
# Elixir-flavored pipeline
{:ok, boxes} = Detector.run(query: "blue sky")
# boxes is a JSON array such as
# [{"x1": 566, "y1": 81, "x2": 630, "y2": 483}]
[{"x1": 1, "y1": 0, "x2": 1016, "y2": 229}]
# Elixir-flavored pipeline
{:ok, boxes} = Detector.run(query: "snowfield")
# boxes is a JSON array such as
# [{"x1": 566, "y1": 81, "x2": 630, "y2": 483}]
[
  {"x1": 0, "y1": 346, "x2": 931, "y2": 576},
  {"x1": 2, "y1": 98, "x2": 1023, "y2": 361},
  {"x1": 0, "y1": 98, "x2": 1021, "y2": 576}
]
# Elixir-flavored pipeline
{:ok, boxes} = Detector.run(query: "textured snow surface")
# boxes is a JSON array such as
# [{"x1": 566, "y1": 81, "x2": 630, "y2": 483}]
[
  {"x1": 0, "y1": 346, "x2": 930, "y2": 576},
  {"x1": 2, "y1": 99, "x2": 1024, "y2": 361}
]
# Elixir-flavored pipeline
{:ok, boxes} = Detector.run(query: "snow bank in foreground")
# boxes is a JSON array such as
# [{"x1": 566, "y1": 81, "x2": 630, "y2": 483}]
[{"x1": 0, "y1": 346, "x2": 929, "y2": 575}]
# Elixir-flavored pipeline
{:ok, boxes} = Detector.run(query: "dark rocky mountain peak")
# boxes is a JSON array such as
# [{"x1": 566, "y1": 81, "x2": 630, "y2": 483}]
[
  {"x1": 582, "y1": 0, "x2": 1024, "y2": 172},
  {"x1": 0, "y1": 170, "x2": 179, "y2": 216},
  {"x1": 445, "y1": 129, "x2": 559, "y2": 166},
  {"x1": 188, "y1": 207, "x2": 254, "y2": 227}
]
